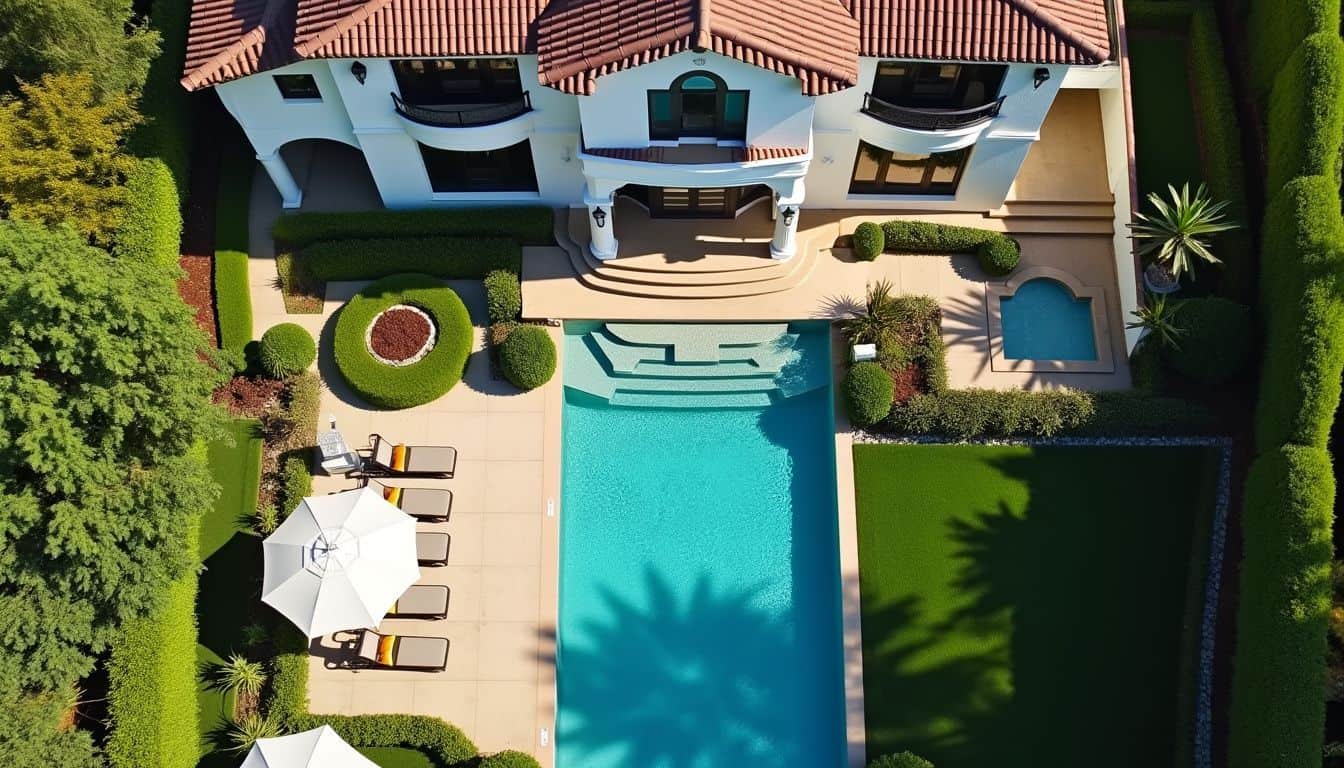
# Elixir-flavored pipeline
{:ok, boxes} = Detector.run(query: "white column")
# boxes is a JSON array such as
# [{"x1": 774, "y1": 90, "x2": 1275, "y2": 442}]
[
  {"x1": 770, "y1": 181, "x2": 805, "y2": 261},
  {"x1": 257, "y1": 150, "x2": 303, "y2": 209},
  {"x1": 583, "y1": 187, "x2": 618, "y2": 261}
]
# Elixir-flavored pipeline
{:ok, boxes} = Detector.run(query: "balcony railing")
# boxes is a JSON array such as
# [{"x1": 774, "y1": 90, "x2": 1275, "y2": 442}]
[
  {"x1": 860, "y1": 93, "x2": 1005, "y2": 131},
  {"x1": 392, "y1": 92, "x2": 532, "y2": 128}
]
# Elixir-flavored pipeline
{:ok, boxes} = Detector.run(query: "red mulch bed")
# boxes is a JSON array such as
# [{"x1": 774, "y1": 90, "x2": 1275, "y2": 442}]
[
  {"x1": 370, "y1": 308, "x2": 432, "y2": 362},
  {"x1": 213, "y1": 376, "x2": 285, "y2": 417},
  {"x1": 179, "y1": 254, "x2": 217, "y2": 346},
  {"x1": 889, "y1": 363, "x2": 926, "y2": 404}
]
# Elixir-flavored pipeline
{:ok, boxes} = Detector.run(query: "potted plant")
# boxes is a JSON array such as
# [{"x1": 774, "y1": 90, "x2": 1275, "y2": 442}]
[{"x1": 1130, "y1": 182, "x2": 1238, "y2": 294}]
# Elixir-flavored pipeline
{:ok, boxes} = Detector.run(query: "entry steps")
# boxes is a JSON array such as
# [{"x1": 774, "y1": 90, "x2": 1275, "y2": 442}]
[{"x1": 565, "y1": 321, "x2": 829, "y2": 409}]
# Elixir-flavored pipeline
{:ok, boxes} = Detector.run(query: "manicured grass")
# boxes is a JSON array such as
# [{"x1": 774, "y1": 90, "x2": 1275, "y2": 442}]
[
  {"x1": 357, "y1": 747, "x2": 435, "y2": 767},
  {"x1": 198, "y1": 419, "x2": 263, "y2": 767},
  {"x1": 854, "y1": 444, "x2": 1220, "y2": 766},
  {"x1": 1128, "y1": 34, "x2": 1203, "y2": 199}
]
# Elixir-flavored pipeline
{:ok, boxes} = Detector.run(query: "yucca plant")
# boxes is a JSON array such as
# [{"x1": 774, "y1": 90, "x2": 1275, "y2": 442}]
[
  {"x1": 1130, "y1": 182, "x2": 1238, "y2": 281},
  {"x1": 228, "y1": 712, "x2": 280, "y2": 753},
  {"x1": 214, "y1": 653, "x2": 267, "y2": 698},
  {"x1": 840, "y1": 279, "x2": 900, "y2": 347},
  {"x1": 1126, "y1": 292, "x2": 1185, "y2": 351}
]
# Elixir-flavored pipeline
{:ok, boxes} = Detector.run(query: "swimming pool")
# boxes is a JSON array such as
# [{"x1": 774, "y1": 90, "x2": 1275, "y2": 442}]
[
  {"x1": 999, "y1": 277, "x2": 1098, "y2": 361},
  {"x1": 557, "y1": 322, "x2": 846, "y2": 768}
]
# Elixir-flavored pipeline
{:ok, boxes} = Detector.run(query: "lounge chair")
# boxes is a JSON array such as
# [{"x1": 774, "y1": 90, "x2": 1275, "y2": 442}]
[
  {"x1": 354, "y1": 629, "x2": 448, "y2": 671},
  {"x1": 416, "y1": 532, "x2": 450, "y2": 567},
  {"x1": 364, "y1": 433, "x2": 456, "y2": 478},
  {"x1": 374, "y1": 482, "x2": 452, "y2": 523},
  {"x1": 387, "y1": 585, "x2": 449, "y2": 619}
]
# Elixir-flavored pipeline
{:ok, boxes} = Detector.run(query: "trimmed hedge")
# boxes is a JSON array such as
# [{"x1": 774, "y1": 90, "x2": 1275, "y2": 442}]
[
  {"x1": 1189, "y1": 5, "x2": 1253, "y2": 301},
  {"x1": 499, "y1": 325, "x2": 557, "y2": 390},
  {"x1": 853, "y1": 222, "x2": 884, "y2": 261},
  {"x1": 298, "y1": 236, "x2": 521, "y2": 283},
  {"x1": 259, "y1": 323, "x2": 316, "y2": 378},
  {"x1": 1229, "y1": 446, "x2": 1334, "y2": 768},
  {"x1": 480, "y1": 750, "x2": 543, "y2": 768},
  {"x1": 1165, "y1": 297, "x2": 1252, "y2": 383},
  {"x1": 1265, "y1": 32, "x2": 1344, "y2": 195},
  {"x1": 484, "y1": 269, "x2": 523, "y2": 324},
  {"x1": 1123, "y1": 0, "x2": 1194, "y2": 30},
  {"x1": 332, "y1": 274, "x2": 474, "y2": 409},
  {"x1": 215, "y1": 137, "x2": 255, "y2": 351},
  {"x1": 273, "y1": 207, "x2": 553, "y2": 248},
  {"x1": 113, "y1": 158, "x2": 181, "y2": 267},
  {"x1": 129, "y1": 0, "x2": 194, "y2": 191},
  {"x1": 869, "y1": 753, "x2": 935, "y2": 768},
  {"x1": 290, "y1": 714, "x2": 477, "y2": 765},
  {"x1": 1253, "y1": 176, "x2": 1344, "y2": 450},
  {"x1": 106, "y1": 529, "x2": 200, "y2": 768},
  {"x1": 844, "y1": 362, "x2": 895, "y2": 426},
  {"x1": 280, "y1": 455, "x2": 312, "y2": 511},
  {"x1": 879, "y1": 220, "x2": 1019, "y2": 275},
  {"x1": 887, "y1": 389, "x2": 1218, "y2": 439},
  {"x1": 1247, "y1": 0, "x2": 1340, "y2": 100}
]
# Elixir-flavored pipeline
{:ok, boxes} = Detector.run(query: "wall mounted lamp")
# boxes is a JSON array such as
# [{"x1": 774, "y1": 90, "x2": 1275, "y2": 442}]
[
  {"x1": 782, "y1": 207, "x2": 796, "y2": 227},
  {"x1": 1033, "y1": 67, "x2": 1050, "y2": 90},
  {"x1": 593, "y1": 207, "x2": 607, "y2": 228},
  {"x1": 351, "y1": 60, "x2": 368, "y2": 85}
]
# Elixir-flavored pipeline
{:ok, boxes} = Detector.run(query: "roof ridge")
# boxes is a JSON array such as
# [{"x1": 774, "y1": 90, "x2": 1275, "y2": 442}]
[
  {"x1": 180, "y1": 0, "x2": 293, "y2": 90},
  {"x1": 693, "y1": 0, "x2": 712, "y2": 50},
  {"x1": 1000, "y1": 0, "x2": 1111, "y2": 62},
  {"x1": 292, "y1": 0, "x2": 397, "y2": 57}
]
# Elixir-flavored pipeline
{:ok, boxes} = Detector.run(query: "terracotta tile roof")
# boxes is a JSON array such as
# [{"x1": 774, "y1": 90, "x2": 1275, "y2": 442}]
[
  {"x1": 534, "y1": 0, "x2": 861, "y2": 96},
  {"x1": 182, "y1": 0, "x2": 1113, "y2": 91},
  {"x1": 844, "y1": 0, "x2": 1111, "y2": 65},
  {"x1": 584, "y1": 145, "x2": 809, "y2": 163}
]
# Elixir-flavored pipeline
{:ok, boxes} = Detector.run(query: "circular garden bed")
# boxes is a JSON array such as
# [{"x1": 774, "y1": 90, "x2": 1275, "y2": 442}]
[{"x1": 333, "y1": 274, "x2": 473, "y2": 409}]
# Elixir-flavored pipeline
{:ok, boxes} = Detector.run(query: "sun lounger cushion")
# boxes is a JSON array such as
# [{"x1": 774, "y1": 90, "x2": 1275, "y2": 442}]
[
  {"x1": 383, "y1": 486, "x2": 402, "y2": 505},
  {"x1": 374, "y1": 438, "x2": 394, "y2": 469},
  {"x1": 391, "y1": 445, "x2": 407, "y2": 472},
  {"x1": 391, "y1": 585, "x2": 449, "y2": 616},
  {"x1": 405, "y1": 446, "x2": 456, "y2": 474},
  {"x1": 377, "y1": 634, "x2": 396, "y2": 666},
  {"x1": 394, "y1": 635, "x2": 449, "y2": 669},
  {"x1": 398, "y1": 488, "x2": 452, "y2": 520},
  {"x1": 417, "y1": 533, "x2": 450, "y2": 564}
]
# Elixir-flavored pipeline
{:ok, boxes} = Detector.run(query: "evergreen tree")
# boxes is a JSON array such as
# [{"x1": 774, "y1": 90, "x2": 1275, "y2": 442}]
[{"x1": 0, "y1": 0, "x2": 159, "y2": 100}]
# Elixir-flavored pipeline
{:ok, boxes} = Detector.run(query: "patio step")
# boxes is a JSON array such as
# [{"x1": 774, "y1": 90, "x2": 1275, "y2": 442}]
[
  {"x1": 987, "y1": 200, "x2": 1116, "y2": 220},
  {"x1": 991, "y1": 216, "x2": 1115, "y2": 235}
]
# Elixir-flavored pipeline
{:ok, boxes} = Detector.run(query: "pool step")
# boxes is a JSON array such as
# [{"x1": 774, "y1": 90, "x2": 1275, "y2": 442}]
[{"x1": 609, "y1": 391, "x2": 775, "y2": 409}]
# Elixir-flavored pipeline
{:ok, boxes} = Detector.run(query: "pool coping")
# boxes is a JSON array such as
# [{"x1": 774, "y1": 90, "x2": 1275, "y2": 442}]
[{"x1": 984, "y1": 265, "x2": 1116, "y2": 374}]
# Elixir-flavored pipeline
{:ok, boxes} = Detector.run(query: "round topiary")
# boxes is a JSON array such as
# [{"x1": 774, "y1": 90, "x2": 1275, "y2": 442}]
[
  {"x1": 258, "y1": 323, "x2": 316, "y2": 378},
  {"x1": 484, "y1": 269, "x2": 522, "y2": 325},
  {"x1": 844, "y1": 361, "x2": 894, "y2": 427},
  {"x1": 332, "y1": 273, "x2": 473, "y2": 408},
  {"x1": 868, "y1": 751, "x2": 934, "y2": 768},
  {"x1": 499, "y1": 325, "x2": 557, "y2": 391},
  {"x1": 480, "y1": 750, "x2": 542, "y2": 768},
  {"x1": 976, "y1": 236, "x2": 1020, "y2": 276},
  {"x1": 853, "y1": 221, "x2": 885, "y2": 262},
  {"x1": 1164, "y1": 296, "x2": 1251, "y2": 384}
]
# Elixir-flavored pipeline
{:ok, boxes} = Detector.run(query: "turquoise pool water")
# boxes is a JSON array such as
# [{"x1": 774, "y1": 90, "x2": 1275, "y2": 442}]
[
  {"x1": 1000, "y1": 278, "x2": 1098, "y2": 361},
  {"x1": 557, "y1": 322, "x2": 846, "y2": 768}
]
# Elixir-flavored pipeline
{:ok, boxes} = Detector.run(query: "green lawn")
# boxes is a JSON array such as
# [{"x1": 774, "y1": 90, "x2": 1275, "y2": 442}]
[
  {"x1": 1128, "y1": 34, "x2": 1203, "y2": 199},
  {"x1": 197, "y1": 419, "x2": 263, "y2": 768},
  {"x1": 358, "y1": 746, "x2": 435, "y2": 767},
  {"x1": 854, "y1": 444, "x2": 1220, "y2": 767}
]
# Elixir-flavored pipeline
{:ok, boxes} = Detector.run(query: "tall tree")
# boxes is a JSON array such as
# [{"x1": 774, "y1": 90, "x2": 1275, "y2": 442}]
[
  {"x1": 0, "y1": 0, "x2": 159, "y2": 100},
  {"x1": 0, "y1": 72, "x2": 140, "y2": 245},
  {"x1": 0, "y1": 221, "x2": 221, "y2": 690}
]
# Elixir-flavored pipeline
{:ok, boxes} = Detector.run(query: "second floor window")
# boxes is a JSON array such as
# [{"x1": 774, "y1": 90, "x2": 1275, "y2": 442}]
[
  {"x1": 849, "y1": 142, "x2": 970, "y2": 195},
  {"x1": 393, "y1": 58, "x2": 522, "y2": 105},
  {"x1": 648, "y1": 71, "x2": 748, "y2": 141},
  {"x1": 274, "y1": 74, "x2": 321, "y2": 100},
  {"x1": 871, "y1": 62, "x2": 1007, "y2": 109}
]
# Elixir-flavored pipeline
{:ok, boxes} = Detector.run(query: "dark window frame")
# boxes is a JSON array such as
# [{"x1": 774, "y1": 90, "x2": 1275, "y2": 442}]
[
  {"x1": 274, "y1": 73, "x2": 321, "y2": 100},
  {"x1": 417, "y1": 140, "x2": 539, "y2": 194},
  {"x1": 870, "y1": 62, "x2": 1007, "y2": 108},
  {"x1": 391, "y1": 58, "x2": 523, "y2": 105},
  {"x1": 848, "y1": 142, "x2": 970, "y2": 195},
  {"x1": 647, "y1": 71, "x2": 749, "y2": 141}
]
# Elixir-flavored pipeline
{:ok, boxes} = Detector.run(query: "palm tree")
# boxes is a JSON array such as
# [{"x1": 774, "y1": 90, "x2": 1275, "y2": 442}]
[{"x1": 1130, "y1": 183, "x2": 1238, "y2": 281}]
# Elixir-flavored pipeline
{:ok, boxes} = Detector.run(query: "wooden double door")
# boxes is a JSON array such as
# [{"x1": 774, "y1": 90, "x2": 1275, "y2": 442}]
[{"x1": 648, "y1": 186, "x2": 736, "y2": 218}]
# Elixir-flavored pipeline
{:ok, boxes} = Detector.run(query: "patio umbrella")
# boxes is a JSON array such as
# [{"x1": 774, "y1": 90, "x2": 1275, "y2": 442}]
[
  {"x1": 262, "y1": 486, "x2": 419, "y2": 637},
  {"x1": 239, "y1": 725, "x2": 378, "y2": 768}
]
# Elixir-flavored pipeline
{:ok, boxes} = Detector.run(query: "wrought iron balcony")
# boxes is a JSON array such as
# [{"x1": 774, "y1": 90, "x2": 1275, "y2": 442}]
[
  {"x1": 392, "y1": 92, "x2": 532, "y2": 128},
  {"x1": 860, "y1": 93, "x2": 1005, "y2": 131}
]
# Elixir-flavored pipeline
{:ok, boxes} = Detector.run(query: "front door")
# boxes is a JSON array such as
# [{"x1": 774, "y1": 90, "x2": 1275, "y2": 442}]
[{"x1": 650, "y1": 187, "x2": 736, "y2": 218}]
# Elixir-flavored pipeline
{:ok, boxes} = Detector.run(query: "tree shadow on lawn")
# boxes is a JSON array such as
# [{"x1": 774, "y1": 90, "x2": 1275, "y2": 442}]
[{"x1": 867, "y1": 447, "x2": 1206, "y2": 767}]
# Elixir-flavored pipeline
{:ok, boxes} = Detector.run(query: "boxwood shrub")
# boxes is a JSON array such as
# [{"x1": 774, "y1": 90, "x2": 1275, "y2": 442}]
[
  {"x1": 499, "y1": 325, "x2": 557, "y2": 390},
  {"x1": 844, "y1": 362, "x2": 894, "y2": 426},
  {"x1": 975, "y1": 236, "x2": 1019, "y2": 276},
  {"x1": 1123, "y1": 0, "x2": 1194, "y2": 30},
  {"x1": 332, "y1": 274, "x2": 474, "y2": 409},
  {"x1": 259, "y1": 323, "x2": 316, "y2": 378},
  {"x1": 1247, "y1": 0, "x2": 1341, "y2": 100},
  {"x1": 480, "y1": 750, "x2": 543, "y2": 768},
  {"x1": 1165, "y1": 297, "x2": 1252, "y2": 383},
  {"x1": 214, "y1": 137, "x2": 255, "y2": 351},
  {"x1": 879, "y1": 220, "x2": 1019, "y2": 275},
  {"x1": 852, "y1": 222, "x2": 884, "y2": 261},
  {"x1": 869, "y1": 752, "x2": 935, "y2": 768},
  {"x1": 1266, "y1": 32, "x2": 1344, "y2": 195},
  {"x1": 1229, "y1": 445, "x2": 1334, "y2": 768},
  {"x1": 484, "y1": 269, "x2": 523, "y2": 324},
  {"x1": 289, "y1": 714, "x2": 477, "y2": 765},
  {"x1": 890, "y1": 388, "x2": 1092, "y2": 438},
  {"x1": 298, "y1": 236, "x2": 521, "y2": 283},
  {"x1": 273, "y1": 207, "x2": 553, "y2": 248},
  {"x1": 113, "y1": 158, "x2": 181, "y2": 267},
  {"x1": 280, "y1": 454, "x2": 312, "y2": 511},
  {"x1": 105, "y1": 532, "x2": 199, "y2": 768}
]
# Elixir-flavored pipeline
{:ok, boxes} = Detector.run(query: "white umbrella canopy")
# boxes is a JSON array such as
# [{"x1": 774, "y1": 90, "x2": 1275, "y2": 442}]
[
  {"x1": 262, "y1": 486, "x2": 419, "y2": 637},
  {"x1": 239, "y1": 725, "x2": 379, "y2": 768}
]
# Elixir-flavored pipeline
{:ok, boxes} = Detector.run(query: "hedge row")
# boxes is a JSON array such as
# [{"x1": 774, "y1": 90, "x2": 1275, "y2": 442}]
[
  {"x1": 113, "y1": 158, "x2": 182, "y2": 267},
  {"x1": 885, "y1": 389, "x2": 1217, "y2": 440},
  {"x1": 1246, "y1": 0, "x2": 1340, "y2": 100},
  {"x1": 1188, "y1": 5, "x2": 1253, "y2": 302},
  {"x1": 1265, "y1": 32, "x2": 1344, "y2": 195},
  {"x1": 298, "y1": 236, "x2": 520, "y2": 283},
  {"x1": 128, "y1": 0, "x2": 194, "y2": 193},
  {"x1": 879, "y1": 219, "x2": 1019, "y2": 275},
  {"x1": 215, "y1": 138, "x2": 255, "y2": 351},
  {"x1": 105, "y1": 529, "x2": 200, "y2": 768},
  {"x1": 1229, "y1": 445, "x2": 1334, "y2": 768},
  {"x1": 273, "y1": 207, "x2": 553, "y2": 249},
  {"x1": 1123, "y1": 0, "x2": 1195, "y2": 30}
]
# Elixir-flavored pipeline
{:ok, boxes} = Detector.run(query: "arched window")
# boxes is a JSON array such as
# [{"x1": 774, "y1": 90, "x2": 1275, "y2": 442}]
[{"x1": 648, "y1": 71, "x2": 748, "y2": 141}]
